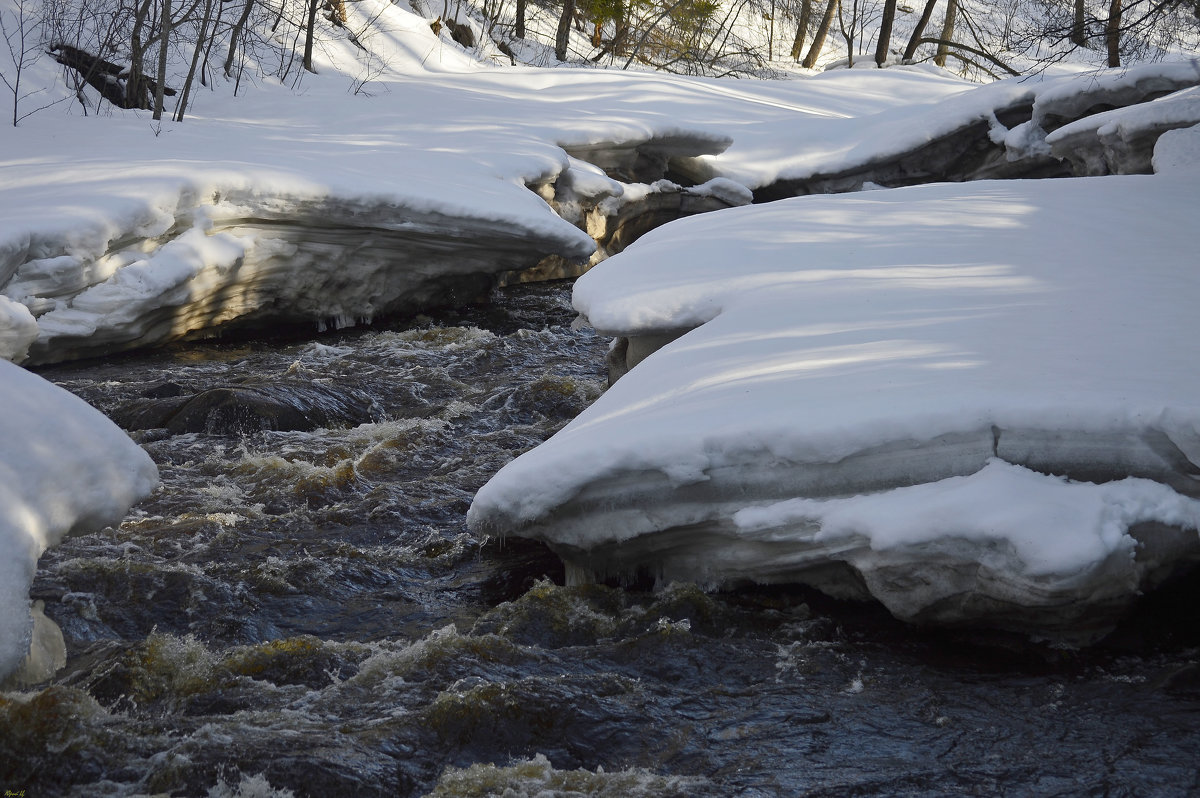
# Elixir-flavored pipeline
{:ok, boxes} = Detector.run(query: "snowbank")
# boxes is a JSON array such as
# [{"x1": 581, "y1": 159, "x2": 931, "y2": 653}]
[
  {"x1": 469, "y1": 172, "x2": 1200, "y2": 640},
  {"x1": 0, "y1": 0, "x2": 973, "y2": 364},
  {"x1": 1154, "y1": 122, "x2": 1200, "y2": 173},
  {"x1": 0, "y1": 363, "x2": 158, "y2": 682},
  {"x1": 3, "y1": 0, "x2": 1194, "y2": 366},
  {"x1": 1048, "y1": 84, "x2": 1200, "y2": 175}
]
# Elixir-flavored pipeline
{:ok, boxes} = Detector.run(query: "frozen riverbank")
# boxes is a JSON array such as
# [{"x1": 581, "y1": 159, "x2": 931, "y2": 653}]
[{"x1": 471, "y1": 136, "x2": 1200, "y2": 641}]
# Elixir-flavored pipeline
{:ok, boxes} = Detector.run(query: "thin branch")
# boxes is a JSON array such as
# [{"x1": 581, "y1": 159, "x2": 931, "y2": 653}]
[{"x1": 915, "y1": 36, "x2": 1020, "y2": 74}]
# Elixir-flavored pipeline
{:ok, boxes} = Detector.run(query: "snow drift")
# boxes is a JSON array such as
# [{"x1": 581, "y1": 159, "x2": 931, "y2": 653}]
[
  {"x1": 469, "y1": 150, "x2": 1200, "y2": 641},
  {"x1": 4, "y1": 0, "x2": 1195, "y2": 366},
  {"x1": 0, "y1": 362, "x2": 158, "y2": 683}
]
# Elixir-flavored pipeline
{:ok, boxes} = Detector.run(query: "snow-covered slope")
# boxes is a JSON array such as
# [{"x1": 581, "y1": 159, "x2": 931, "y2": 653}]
[
  {"x1": 6, "y1": 48, "x2": 1198, "y2": 364},
  {"x1": 0, "y1": 0, "x2": 977, "y2": 364}
]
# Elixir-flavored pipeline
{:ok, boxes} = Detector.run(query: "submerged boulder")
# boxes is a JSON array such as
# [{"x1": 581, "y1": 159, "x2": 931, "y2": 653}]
[{"x1": 113, "y1": 380, "x2": 383, "y2": 434}]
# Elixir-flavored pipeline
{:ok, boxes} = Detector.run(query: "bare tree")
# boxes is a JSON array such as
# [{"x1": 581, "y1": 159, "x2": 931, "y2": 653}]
[
  {"x1": 1071, "y1": 0, "x2": 1087, "y2": 46},
  {"x1": 1104, "y1": 0, "x2": 1121, "y2": 65},
  {"x1": 902, "y1": 0, "x2": 937, "y2": 60},
  {"x1": 789, "y1": 0, "x2": 812, "y2": 60},
  {"x1": 515, "y1": 0, "x2": 527, "y2": 37},
  {"x1": 874, "y1": 0, "x2": 895, "y2": 64},
  {"x1": 555, "y1": 0, "x2": 577, "y2": 59},
  {"x1": 801, "y1": 0, "x2": 837, "y2": 67},
  {"x1": 1027, "y1": 0, "x2": 1200, "y2": 71},
  {"x1": 836, "y1": 0, "x2": 853, "y2": 64},
  {"x1": 174, "y1": 0, "x2": 213, "y2": 120},
  {"x1": 152, "y1": 0, "x2": 171, "y2": 118},
  {"x1": 934, "y1": 0, "x2": 957, "y2": 65},
  {"x1": 223, "y1": 0, "x2": 255, "y2": 77},
  {"x1": 1, "y1": 0, "x2": 48, "y2": 125},
  {"x1": 127, "y1": 0, "x2": 152, "y2": 108},
  {"x1": 303, "y1": 0, "x2": 320, "y2": 71}
]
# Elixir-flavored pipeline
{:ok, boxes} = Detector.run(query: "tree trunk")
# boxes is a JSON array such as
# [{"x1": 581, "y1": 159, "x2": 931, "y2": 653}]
[
  {"x1": 874, "y1": 0, "x2": 896, "y2": 65},
  {"x1": 934, "y1": 0, "x2": 957, "y2": 67},
  {"x1": 555, "y1": 0, "x2": 576, "y2": 60},
  {"x1": 128, "y1": 0, "x2": 153, "y2": 109},
  {"x1": 837, "y1": 0, "x2": 855, "y2": 67},
  {"x1": 175, "y1": 0, "x2": 213, "y2": 120},
  {"x1": 801, "y1": 0, "x2": 837, "y2": 68},
  {"x1": 303, "y1": 0, "x2": 320, "y2": 72},
  {"x1": 515, "y1": 0, "x2": 527, "y2": 37},
  {"x1": 902, "y1": 0, "x2": 937, "y2": 60},
  {"x1": 200, "y1": 0, "x2": 224, "y2": 86},
  {"x1": 1071, "y1": 0, "x2": 1087, "y2": 46},
  {"x1": 223, "y1": 0, "x2": 255, "y2": 78},
  {"x1": 790, "y1": 0, "x2": 812, "y2": 60},
  {"x1": 152, "y1": 0, "x2": 171, "y2": 119},
  {"x1": 768, "y1": 0, "x2": 775, "y2": 60},
  {"x1": 1105, "y1": 0, "x2": 1121, "y2": 66}
]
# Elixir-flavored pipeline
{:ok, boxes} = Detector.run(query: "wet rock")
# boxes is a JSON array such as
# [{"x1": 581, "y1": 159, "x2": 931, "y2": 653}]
[
  {"x1": 221, "y1": 635, "x2": 364, "y2": 688},
  {"x1": 482, "y1": 372, "x2": 604, "y2": 425},
  {"x1": 475, "y1": 537, "x2": 566, "y2": 605},
  {"x1": 112, "y1": 380, "x2": 383, "y2": 434},
  {"x1": 0, "y1": 686, "x2": 114, "y2": 788},
  {"x1": 562, "y1": 132, "x2": 731, "y2": 185},
  {"x1": 515, "y1": 167, "x2": 751, "y2": 284},
  {"x1": 755, "y1": 110, "x2": 1068, "y2": 202},
  {"x1": 421, "y1": 672, "x2": 656, "y2": 767},
  {"x1": 427, "y1": 753, "x2": 709, "y2": 797}
]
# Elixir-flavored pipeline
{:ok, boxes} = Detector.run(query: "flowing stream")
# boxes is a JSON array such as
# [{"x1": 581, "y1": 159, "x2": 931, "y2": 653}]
[{"x1": 4, "y1": 280, "x2": 1200, "y2": 797}]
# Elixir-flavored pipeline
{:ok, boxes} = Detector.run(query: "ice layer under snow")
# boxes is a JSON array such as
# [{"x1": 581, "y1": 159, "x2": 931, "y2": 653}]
[{"x1": 469, "y1": 165, "x2": 1200, "y2": 640}]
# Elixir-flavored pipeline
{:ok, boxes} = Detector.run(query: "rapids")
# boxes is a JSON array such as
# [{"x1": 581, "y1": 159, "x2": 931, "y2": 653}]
[{"x1": 3, "y1": 281, "x2": 1199, "y2": 796}]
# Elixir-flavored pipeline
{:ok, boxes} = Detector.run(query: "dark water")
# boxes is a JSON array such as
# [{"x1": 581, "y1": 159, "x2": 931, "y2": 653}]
[{"x1": 3, "y1": 281, "x2": 1199, "y2": 797}]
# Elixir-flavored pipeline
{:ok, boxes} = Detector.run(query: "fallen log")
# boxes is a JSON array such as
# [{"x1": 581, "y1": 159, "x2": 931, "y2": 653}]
[{"x1": 48, "y1": 43, "x2": 177, "y2": 110}]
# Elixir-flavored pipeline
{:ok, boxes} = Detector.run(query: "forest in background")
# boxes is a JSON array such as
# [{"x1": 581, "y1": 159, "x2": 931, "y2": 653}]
[{"x1": 2, "y1": 0, "x2": 1198, "y2": 127}]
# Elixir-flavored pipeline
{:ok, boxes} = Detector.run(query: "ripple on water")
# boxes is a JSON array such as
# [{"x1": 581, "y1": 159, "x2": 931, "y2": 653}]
[{"x1": 427, "y1": 753, "x2": 712, "y2": 797}]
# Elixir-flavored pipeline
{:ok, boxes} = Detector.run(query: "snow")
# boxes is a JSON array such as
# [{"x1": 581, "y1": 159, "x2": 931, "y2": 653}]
[
  {"x1": 1, "y1": 0, "x2": 1198, "y2": 644},
  {"x1": 469, "y1": 170, "x2": 1200, "y2": 637},
  {"x1": 0, "y1": 296, "x2": 37, "y2": 361},
  {"x1": 733, "y1": 460, "x2": 1200, "y2": 579},
  {"x1": 4, "y1": 0, "x2": 1195, "y2": 364},
  {"x1": 0, "y1": 360, "x2": 158, "y2": 682},
  {"x1": 1049, "y1": 85, "x2": 1200, "y2": 147},
  {"x1": 0, "y1": 0, "x2": 977, "y2": 364},
  {"x1": 1154, "y1": 123, "x2": 1200, "y2": 173},
  {"x1": 704, "y1": 59, "x2": 1200, "y2": 188},
  {"x1": 1045, "y1": 83, "x2": 1200, "y2": 174}
]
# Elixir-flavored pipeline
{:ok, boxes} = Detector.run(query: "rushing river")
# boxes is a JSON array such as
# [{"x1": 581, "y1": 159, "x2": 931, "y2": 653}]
[{"x1": 4, "y1": 280, "x2": 1199, "y2": 797}]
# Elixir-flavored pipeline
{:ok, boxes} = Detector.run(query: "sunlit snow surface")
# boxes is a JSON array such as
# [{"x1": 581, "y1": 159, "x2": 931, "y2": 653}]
[
  {"x1": 0, "y1": 0, "x2": 1198, "y2": 679},
  {"x1": 470, "y1": 161, "x2": 1200, "y2": 639},
  {"x1": 0, "y1": 362, "x2": 158, "y2": 682},
  {"x1": 0, "y1": 0, "x2": 971, "y2": 365},
  {"x1": 0, "y1": 0, "x2": 965, "y2": 676}
]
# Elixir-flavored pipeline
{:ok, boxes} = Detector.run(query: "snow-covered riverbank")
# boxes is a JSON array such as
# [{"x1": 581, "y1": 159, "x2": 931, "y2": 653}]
[
  {"x1": 470, "y1": 132, "x2": 1200, "y2": 641},
  {"x1": 3, "y1": 0, "x2": 1200, "y2": 680}
]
